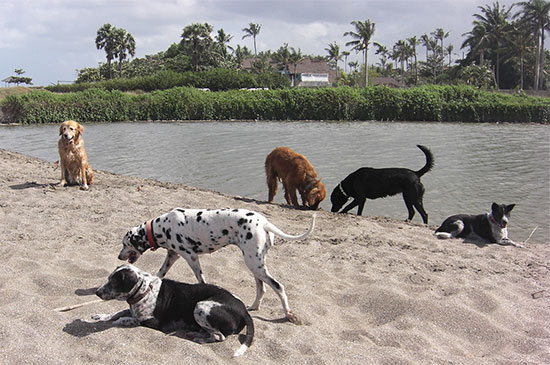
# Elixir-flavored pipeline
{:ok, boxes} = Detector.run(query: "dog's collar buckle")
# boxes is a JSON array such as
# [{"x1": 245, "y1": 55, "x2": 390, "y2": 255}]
[
  {"x1": 338, "y1": 183, "x2": 349, "y2": 198},
  {"x1": 146, "y1": 220, "x2": 158, "y2": 251}
]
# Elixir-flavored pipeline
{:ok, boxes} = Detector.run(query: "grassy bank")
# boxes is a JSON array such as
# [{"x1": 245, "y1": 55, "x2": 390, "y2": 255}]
[{"x1": 1, "y1": 85, "x2": 549, "y2": 124}]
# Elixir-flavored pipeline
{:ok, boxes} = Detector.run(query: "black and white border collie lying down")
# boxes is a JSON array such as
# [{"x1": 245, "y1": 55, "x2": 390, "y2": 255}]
[
  {"x1": 92, "y1": 264, "x2": 254, "y2": 357},
  {"x1": 434, "y1": 203, "x2": 522, "y2": 247}
]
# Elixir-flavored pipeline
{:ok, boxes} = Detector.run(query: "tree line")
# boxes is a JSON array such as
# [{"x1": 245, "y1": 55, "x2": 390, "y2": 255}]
[{"x1": 85, "y1": 0, "x2": 548, "y2": 91}]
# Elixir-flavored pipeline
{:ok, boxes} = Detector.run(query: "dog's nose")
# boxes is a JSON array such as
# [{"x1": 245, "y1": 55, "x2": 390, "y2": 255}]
[{"x1": 95, "y1": 287, "x2": 103, "y2": 297}]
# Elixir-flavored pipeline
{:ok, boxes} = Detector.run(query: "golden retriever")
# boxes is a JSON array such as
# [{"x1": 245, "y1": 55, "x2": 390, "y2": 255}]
[
  {"x1": 58, "y1": 120, "x2": 94, "y2": 190},
  {"x1": 265, "y1": 147, "x2": 326, "y2": 210}
]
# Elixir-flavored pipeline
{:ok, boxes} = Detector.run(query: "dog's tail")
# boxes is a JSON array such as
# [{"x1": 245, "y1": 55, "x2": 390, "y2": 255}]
[
  {"x1": 233, "y1": 312, "x2": 255, "y2": 357},
  {"x1": 264, "y1": 213, "x2": 316, "y2": 245},
  {"x1": 415, "y1": 145, "x2": 434, "y2": 177}
]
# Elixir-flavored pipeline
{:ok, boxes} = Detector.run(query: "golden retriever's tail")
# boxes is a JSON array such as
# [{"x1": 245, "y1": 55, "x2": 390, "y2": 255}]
[{"x1": 264, "y1": 213, "x2": 316, "y2": 245}]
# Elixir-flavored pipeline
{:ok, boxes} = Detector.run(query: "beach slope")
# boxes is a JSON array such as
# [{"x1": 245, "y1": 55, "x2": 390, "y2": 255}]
[{"x1": 0, "y1": 148, "x2": 548, "y2": 364}]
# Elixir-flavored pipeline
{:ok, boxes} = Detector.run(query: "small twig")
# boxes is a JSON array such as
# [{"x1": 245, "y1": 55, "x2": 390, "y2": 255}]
[
  {"x1": 523, "y1": 226, "x2": 538, "y2": 245},
  {"x1": 54, "y1": 298, "x2": 103, "y2": 312}
]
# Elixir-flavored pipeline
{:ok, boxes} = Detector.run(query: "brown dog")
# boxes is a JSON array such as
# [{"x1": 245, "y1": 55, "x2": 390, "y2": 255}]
[
  {"x1": 265, "y1": 147, "x2": 326, "y2": 210},
  {"x1": 58, "y1": 120, "x2": 94, "y2": 190}
]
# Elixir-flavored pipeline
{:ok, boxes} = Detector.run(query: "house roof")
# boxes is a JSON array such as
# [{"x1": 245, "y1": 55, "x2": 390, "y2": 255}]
[{"x1": 242, "y1": 57, "x2": 330, "y2": 75}]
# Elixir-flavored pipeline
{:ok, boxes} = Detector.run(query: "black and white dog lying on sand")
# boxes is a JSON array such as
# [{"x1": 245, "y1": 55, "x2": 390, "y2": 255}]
[
  {"x1": 118, "y1": 208, "x2": 316, "y2": 325},
  {"x1": 330, "y1": 145, "x2": 434, "y2": 224},
  {"x1": 92, "y1": 264, "x2": 254, "y2": 357},
  {"x1": 434, "y1": 202, "x2": 522, "y2": 247}
]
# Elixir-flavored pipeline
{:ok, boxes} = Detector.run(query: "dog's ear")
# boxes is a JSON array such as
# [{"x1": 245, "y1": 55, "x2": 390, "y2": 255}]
[
  {"x1": 75, "y1": 123, "x2": 84, "y2": 139},
  {"x1": 491, "y1": 202, "x2": 498, "y2": 211},
  {"x1": 505, "y1": 204, "x2": 515, "y2": 213},
  {"x1": 59, "y1": 123, "x2": 64, "y2": 136}
]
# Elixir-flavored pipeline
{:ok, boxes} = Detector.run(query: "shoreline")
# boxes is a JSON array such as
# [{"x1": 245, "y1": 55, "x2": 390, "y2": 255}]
[{"x1": 1, "y1": 148, "x2": 549, "y2": 363}]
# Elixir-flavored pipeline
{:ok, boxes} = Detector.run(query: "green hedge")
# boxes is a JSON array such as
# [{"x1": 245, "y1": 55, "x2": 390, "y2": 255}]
[
  {"x1": 45, "y1": 69, "x2": 290, "y2": 93},
  {"x1": 2, "y1": 85, "x2": 549, "y2": 124}
]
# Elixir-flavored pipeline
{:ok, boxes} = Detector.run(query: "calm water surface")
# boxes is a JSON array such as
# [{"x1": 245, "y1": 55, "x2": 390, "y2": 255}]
[{"x1": 1, "y1": 121, "x2": 548, "y2": 244}]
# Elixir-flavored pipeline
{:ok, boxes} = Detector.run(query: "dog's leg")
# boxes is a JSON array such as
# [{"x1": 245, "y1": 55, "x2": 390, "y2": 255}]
[
  {"x1": 157, "y1": 250, "x2": 181, "y2": 279},
  {"x1": 191, "y1": 301, "x2": 227, "y2": 343},
  {"x1": 434, "y1": 220, "x2": 464, "y2": 239},
  {"x1": 413, "y1": 200, "x2": 428, "y2": 224},
  {"x1": 246, "y1": 260, "x2": 300, "y2": 324},
  {"x1": 90, "y1": 309, "x2": 134, "y2": 323},
  {"x1": 281, "y1": 182, "x2": 296, "y2": 206},
  {"x1": 79, "y1": 162, "x2": 89, "y2": 190},
  {"x1": 248, "y1": 277, "x2": 266, "y2": 311},
  {"x1": 266, "y1": 170, "x2": 278, "y2": 203},
  {"x1": 60, "y1": 161, "x2": 67, "y2": 187},
  {"x1": 341, "y1": 198, "x2": 364, "y2": 215},
  {"x1": 182, "y1": 254, "x2": 206, "y2": 283},
  {"x1": 403, "y1": 198, "x2": 416, "y2": 222}
]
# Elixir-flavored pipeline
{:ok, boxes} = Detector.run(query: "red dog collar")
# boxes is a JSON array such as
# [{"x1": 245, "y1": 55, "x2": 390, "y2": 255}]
[{"x1": 146, "y1": 220, "x2": 158, "y2": 251}]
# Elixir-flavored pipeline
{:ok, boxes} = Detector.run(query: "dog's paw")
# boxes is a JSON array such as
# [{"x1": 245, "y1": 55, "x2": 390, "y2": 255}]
[
  {"x1": 80, "y1": 184, "x2": 89, "y2": 191},
  {"x1": 90, "y1": 313, "x2": 112, "y2": 321},
  {"x1": 286, "y1": 311, "x2": 302, "y2": 325}
]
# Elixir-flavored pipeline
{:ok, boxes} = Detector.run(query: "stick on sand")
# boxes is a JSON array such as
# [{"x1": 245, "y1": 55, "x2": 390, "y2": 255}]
[
  {"x1": 54, "y1": 299, "x2": 104, "y2": 312},
  {"x1": 523, "y1": 226, "x2": 538, "y2": 245}
]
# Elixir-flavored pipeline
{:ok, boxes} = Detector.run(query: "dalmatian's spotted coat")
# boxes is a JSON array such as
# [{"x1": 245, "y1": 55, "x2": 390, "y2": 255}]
[{"x1": 118, "y1": 208, "x2": 316, "y2": 324}]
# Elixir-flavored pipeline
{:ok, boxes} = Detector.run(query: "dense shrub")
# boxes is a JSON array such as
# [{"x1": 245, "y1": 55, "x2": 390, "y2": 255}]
[
  {"x1": 45, "y1": 69, "x2": 290, "y2": 93},
  {"x1": 2, "y1": 85, "x2": 548, "y2": 124}
]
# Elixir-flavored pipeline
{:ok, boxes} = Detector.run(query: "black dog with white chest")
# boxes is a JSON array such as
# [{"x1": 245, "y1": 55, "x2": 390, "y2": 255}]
[
  {"x1": 330, "y1": 145, "x2": 434, "y2": 224},
  {"x1": 92, "y1": 264, "x2": 254, "y2": 357},
  {"x1": 434, "y1": 202, "x2": 521, "y2": 247}
]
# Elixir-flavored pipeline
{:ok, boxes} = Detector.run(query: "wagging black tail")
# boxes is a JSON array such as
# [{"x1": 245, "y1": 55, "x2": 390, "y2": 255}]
[
  {"x1": 233, "y1": 313, "x2": 255, "y2": 357},
  {"x1": 415, "y1": 145, "x2": 434, "y2": 177}
]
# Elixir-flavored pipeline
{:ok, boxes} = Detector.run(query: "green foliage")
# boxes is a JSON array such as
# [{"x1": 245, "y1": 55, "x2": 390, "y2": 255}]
[
  {"x1": 2, "y1": 85, "x2": 548, "y2": 124},
  {"x1": 45, "y1": 69, "x2": 290, "y2": 93}
]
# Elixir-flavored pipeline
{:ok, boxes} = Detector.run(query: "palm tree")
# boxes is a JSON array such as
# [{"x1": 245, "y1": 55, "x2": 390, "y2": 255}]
[
  {"x1": 507, "y1": 21, "x2": 534, "y2": 89},
  {"x1": 461, "y1": 23, "x2": 490, "y2": 65},
  {"x1": 95, "y1": 23, "x2": 117, "y2": 79},
  {"x1": 289, "y1": 47, "x2": 305, "y2": 86},
  {"x1": 114, "y1": 28, "x2": 136, "y2": 77},
  {"x1": 445, "y1": 44, "x2": 454, "y2": 66},
  {"x1": 472, "y1": 2, "x2": 513, "y2": 88},
  {"x1": 325, "y1": 42, "x2": 342, "y2": 77},
  {"x1": 373, "y1": 42, "x2": 389, "y2": 75},
  {"x1": 341, "y1": 51, "x2": 350, "y2": 73},
  {"x1": 234, "y1": 45, "x2": 252, "y2": 68},
  {"x1": 273, "y1": 43, "x2": 292, "y2": 75},
  {"x1": 515, "y1": 0, "x2": 550, "y2": 89},
  {"x1": 216, "y1": 28, "x2": 234, "y2": 54},
  {"x1": 407, "y1": 36, "x2": 419, "y2": 84},
  {"x1": 344, "y1": 19, "x2": 376, "y2": 87},
  {"x1": 432, "y1": 28, "x2": 450, "y2": 51},
  {"x1": 420, "y1": 33, "x2": 432, "y2": 60},
  {"x1": 180, "y1": 23, "x2": 214, "y2": 71},
  {"x1": 393, "y1": 40, "x2": 409, "y2": 81},
  {"x1": 242, "y1": 23, "x2": 261, "y2": 56}
]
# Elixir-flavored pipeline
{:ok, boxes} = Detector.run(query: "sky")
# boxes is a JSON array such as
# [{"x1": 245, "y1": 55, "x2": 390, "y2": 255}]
[{"x1": 0, "y1": 0, "x2": 524, "y2": 87}]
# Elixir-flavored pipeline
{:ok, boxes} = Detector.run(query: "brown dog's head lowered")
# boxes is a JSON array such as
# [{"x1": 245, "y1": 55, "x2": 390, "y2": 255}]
[
  {"x1": 59, "y1": 120, "x2": 84, "y2": 145},
  {"x1": 301, "y1": 178, "x2": 326, "y2": 210}
]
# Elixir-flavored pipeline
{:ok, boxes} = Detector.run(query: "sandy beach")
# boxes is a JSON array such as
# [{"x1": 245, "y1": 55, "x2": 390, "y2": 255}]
[{"x1": 1, "y1": 148, "x2": 548, "y2": 364}]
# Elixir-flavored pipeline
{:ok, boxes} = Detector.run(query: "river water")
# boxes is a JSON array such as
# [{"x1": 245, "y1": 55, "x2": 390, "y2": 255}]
[{"x1": 1, "y1": 121, "x2": 548, "y2": 244}]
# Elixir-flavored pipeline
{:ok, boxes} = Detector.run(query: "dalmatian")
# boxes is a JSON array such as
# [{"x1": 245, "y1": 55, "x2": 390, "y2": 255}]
[
  {"x1": 91, "y1": 264, "x2": 254, "y2": 357},
  {"x1": 118, "y1": 208, "x2": 316, "y2": 324}
]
